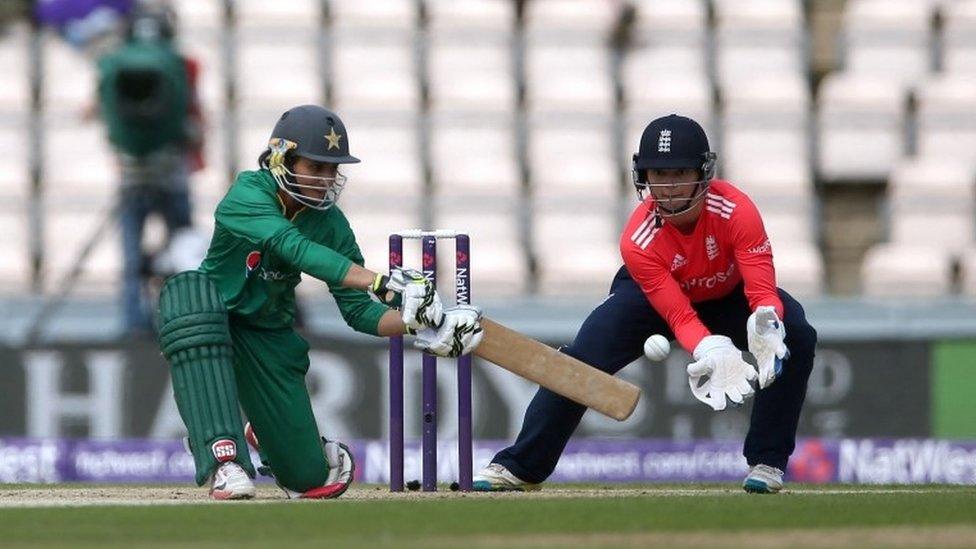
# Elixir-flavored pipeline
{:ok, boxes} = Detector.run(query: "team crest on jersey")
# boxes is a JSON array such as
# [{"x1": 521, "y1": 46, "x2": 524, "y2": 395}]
[
  {"x1": 671, "y1": 254, "x2": 688, "y2": 272},
  {"x1": 245, "y1": 251, "x2": 262, "y2": 277},
  {"x1": 705, "y1": 235, "x2": 719, "y2": 260},
  {"x1": 211, "y1": 439, "x2": 237, "y2": 463}
]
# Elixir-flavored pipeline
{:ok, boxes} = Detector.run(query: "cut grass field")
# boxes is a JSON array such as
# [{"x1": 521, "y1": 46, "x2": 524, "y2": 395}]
[{"x1": 1, "y1": 484, "x2": 975, "y2": 548}]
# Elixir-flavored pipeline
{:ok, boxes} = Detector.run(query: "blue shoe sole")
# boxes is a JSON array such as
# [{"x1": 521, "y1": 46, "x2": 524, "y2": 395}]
[
  {"x1": 472, "y1": 480, "x2": 524, "y2": 492},
  {"x1": 743, "y1": 479, "x2": 773, "y2": 494}
]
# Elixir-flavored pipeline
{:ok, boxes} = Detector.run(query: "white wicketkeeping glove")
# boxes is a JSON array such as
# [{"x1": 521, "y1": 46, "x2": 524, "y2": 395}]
[
  {"x1": 383, "y1": 268, "x2": 444, "y2": 331},
  {"x1": 687, "y1": 335, "x2": 758, "y2": 411},
  {"x1": 413, "y1": 305, "x2": 484, "y2": 358},
  {"x1": 747, "y1": 305, "x2": 790, "y2": 390}
]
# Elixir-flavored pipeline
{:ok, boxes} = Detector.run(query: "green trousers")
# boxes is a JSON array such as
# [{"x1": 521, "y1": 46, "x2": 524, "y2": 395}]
[{"x1": 230, "y1": 321, "x2": 329, "y2": 492}]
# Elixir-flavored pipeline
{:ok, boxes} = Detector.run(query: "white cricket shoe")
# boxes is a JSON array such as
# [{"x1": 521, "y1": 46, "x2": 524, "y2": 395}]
[
  {"x1": 742, "y1": 464, "x2": 784, "y2": 494},
  {"x1": 279, "y1": 439, "x2": 356, "y2": 500},
  {"x1": 209, "y1": 461, "x2": 256, "y2": 500},
  {"x1": 472, "y1": 463, "x2": 541, "y2": 492}
]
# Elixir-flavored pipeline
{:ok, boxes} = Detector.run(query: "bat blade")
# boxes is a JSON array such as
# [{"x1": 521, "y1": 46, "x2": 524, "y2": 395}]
[{"x1": 473, "y1": 318, "x2": 641, "y2": 421}]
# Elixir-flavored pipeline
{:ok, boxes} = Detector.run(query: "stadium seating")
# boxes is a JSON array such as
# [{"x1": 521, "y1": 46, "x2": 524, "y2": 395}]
[
  {"x1": 841, "y1": 0, "x2": 933, "y2": 89},
  {"x1": 0, "y1": 114, "x2": 29, "y2": 203},
  {"x1": 914, "y1": 73, "x2": 976, "y2": 168},
  {"x1": 523, "y1": 0, "x2": 620, "y2": 34},
  {"x1": 426, "y1": 0, "x2": 513, "y2": 31},
  {"x1": 0, "y1": 208, "x2": 29, "y2": 292},
  {"x1": 429, "y1": 112, "x2": 520, "y2": 201},
  {"x1": 171, "y1": 0, "x2": 223, "y2": 29},
  {"x1": 329, "y1": 0, "x2": 418, "y2": 30},
  {"x1": 862, "y1": 243, "x2": 954, "y2": 297},
  {"x1": 817, "y1": 72, "x2": 907, "y2": 182},
  {"x1": 331, "y1": 33, "x2": 419, "y2": 111},
  {"x1": 962, "y1": 247, "x2": 976, "y2": 296},
  {"x1": 339, "y1": 109, "x2": 425, "y2": 198},
  {"x1": 427, "y1": 35, "x2": 515, "y2": 114},
  {"x1": 236, "y1": 29, "x2": 322, "y2": 108},
  {"x1": 42, "y1": 117, "x2": 116, "y2": 204},
  {"x1": 528, "y1": 114, "x2": 617, "y2": 201},
  {"x1": 178, "y1": 32, "x2": 226, "y2": 111},
  {"x1": 11, "y1": 0, "x2": 976, "y2": 300},
  {"x1": 712, "y1": 0, "x2": 805, "y2": 89},
  {"x1": 0, "y1": 23, "x2": 28, "y2": 112},
  {"x1": 41, "y1": 35, "x2": 96, "y2": 113},
  {"x1": 524, "y1": 36, "x2": 614, "y2": 116},
  {"x1": 42, "y1": 208, "x2": 121, "y2": 295},
  {"x1": 437, "y1": 205, "x2": 529, "y2": 296},
  {"x1": 861, "y1": 157, "x2": 976, "y2": 294},
  {"x1": 942, "y1": 0, "x2": 976, "y2": 74},
  {"x1": 236, "y1": 0, "x2": 321, "y2": 29},
  {"x1": 532, "y1": 200, "x2": 622, "y2": 297}
]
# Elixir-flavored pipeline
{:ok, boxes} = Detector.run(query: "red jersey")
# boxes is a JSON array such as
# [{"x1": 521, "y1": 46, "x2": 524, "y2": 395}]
[{"x1": 619, "y1": 180, "x2": 783, "y2": 353}]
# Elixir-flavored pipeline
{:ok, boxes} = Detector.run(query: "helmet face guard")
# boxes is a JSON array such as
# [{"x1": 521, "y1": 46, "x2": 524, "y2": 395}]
[
  {"x1": 632, "y1": 151, "x2": 717, "y2": 217},
  {"x1": 267, "y1": 138, "x2": 347, "y2": 211}
]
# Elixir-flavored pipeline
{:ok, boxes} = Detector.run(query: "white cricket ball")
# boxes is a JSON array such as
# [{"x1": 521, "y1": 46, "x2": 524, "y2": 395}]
[{"x1": 643, "y1": 334, "x2": 671, "y2": 362}]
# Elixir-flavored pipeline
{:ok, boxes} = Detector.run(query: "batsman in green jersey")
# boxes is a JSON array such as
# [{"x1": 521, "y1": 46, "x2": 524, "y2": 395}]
[{"x1": 157, "y1": 105, "x2": 484, "y2": 500}]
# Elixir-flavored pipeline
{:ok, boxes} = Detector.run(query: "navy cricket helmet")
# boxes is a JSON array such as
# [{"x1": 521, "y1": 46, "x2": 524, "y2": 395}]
[{"x1": 632, "y1": 114, "x2": 717, "y2": 216}]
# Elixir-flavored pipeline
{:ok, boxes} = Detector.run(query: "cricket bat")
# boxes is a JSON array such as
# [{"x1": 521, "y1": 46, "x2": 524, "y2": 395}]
[{"x1": 474, "y1": 318, "x2": 641, "y2": 421}]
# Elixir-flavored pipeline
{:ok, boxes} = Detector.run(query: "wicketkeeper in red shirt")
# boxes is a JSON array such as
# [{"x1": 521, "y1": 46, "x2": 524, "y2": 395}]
[{"x1": 474, "y1": 114, "x2": 818, "y2": 494}]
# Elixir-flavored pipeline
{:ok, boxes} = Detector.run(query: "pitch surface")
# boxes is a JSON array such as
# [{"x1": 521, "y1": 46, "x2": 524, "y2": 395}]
[{"x1": 1, "y1": 484, "x2": 974, "y2": 547}]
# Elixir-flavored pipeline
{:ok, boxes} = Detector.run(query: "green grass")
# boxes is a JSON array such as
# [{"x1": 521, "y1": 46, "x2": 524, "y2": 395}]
[{"x1": 2, "y1": 485, "x2": 975, "y2": 548}]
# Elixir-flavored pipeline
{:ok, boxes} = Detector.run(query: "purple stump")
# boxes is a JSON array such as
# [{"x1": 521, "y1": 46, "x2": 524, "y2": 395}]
[
  {"x1": 455, "y1": 234, "x2": 473, "y2": 491},
  {"x1": 388, "y1": 234, "x2": 404, "y2": 492},
  {"x1": 421, "y1": 235, "x2": 438, "y2": 492}
]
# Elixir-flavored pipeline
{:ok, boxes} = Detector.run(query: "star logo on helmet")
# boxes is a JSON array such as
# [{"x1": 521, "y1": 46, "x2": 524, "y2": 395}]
[{"x1": 325, "y1": 127, "x2": 343, "y2": 150}]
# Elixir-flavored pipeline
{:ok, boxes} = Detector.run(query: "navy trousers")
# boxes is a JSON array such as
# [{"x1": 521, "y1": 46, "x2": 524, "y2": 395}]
[{"x1": 493, "y1": 266, "x2": 817, "y2": 483}]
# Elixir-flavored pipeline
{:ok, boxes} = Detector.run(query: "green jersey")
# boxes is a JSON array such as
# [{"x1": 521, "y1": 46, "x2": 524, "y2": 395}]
[{"x1": 199, "y1": 169, "x2": 388, "y2": 333}]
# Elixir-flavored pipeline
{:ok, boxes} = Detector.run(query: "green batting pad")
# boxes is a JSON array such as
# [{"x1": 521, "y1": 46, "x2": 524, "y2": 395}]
[
  {"x1": 158, "y1": 271, "x2": 254, "y2": 485},
  {"x1": 932, "y1": 340, "x2": 976, "y2": 438}
]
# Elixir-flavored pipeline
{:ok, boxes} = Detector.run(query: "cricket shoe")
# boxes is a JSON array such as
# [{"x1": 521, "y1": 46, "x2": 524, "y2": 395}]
[
  {"x1": 472, "y1": 463, "x2": 541, "y2": 492},
  {"x1": 742, "y1": 464, "x2": 784, "y2": 494},
  {"x1": 243, "y1": 422, "x2": 275, "y2": 478},
  {"x1": 244, "y1": 422, "x2": 260, "y2": 451},
  {"x1": 279, "y1": 439, "x2": 356, "y2": 500},
  {"x1": 209, "y1": 461, "x2": 256, "y2": 500}
]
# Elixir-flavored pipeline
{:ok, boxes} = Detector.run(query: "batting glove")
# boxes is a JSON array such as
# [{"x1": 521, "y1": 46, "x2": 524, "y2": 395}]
[
  {"x1": 369, "y1": 273, "x2": 402, "y2": 307},
  {"x1": 413, "y1": 305, "x2": 484, "y2": 358},
  {"x1": 370, "y1": 268, "x2": 444, "y2": 330},
  {"x1": 747, "y1": 306, "x2": 790, "y2": 390},
  {"x1": 687, "y1": 335, "x2": 758, "y2": 411}
]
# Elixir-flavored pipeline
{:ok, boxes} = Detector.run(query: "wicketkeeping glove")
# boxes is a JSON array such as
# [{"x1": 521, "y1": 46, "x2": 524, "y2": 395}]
[
  {"x1": 370, "y1": 268, "x2": 444, "y2": 330},
  {"x1": 687, "y1": 335, "x2": 758, "y2": 411},
  {"x1": 747, "y1": 305, "x2": 790, "y2": 389},
  {"x1": 413, "y1": 305, "x2": 484, "y2": 358}
]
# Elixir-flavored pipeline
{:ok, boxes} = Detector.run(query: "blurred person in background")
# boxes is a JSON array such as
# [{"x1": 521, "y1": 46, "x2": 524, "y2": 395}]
[{"x1": 94, "y1": 0, "x2": 204, "y2": 334}]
